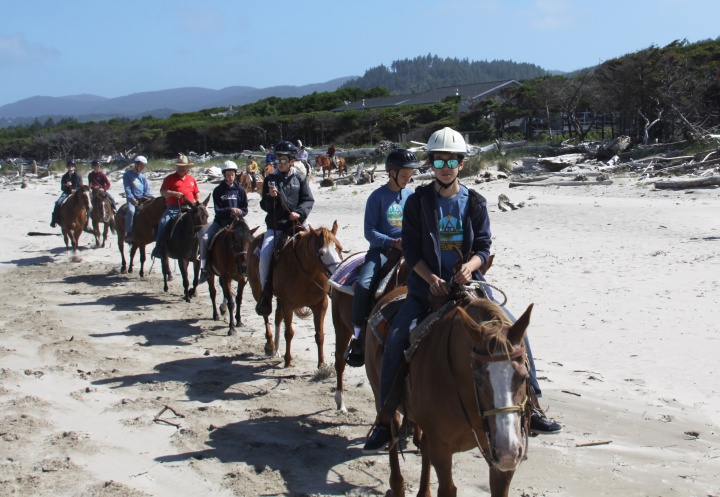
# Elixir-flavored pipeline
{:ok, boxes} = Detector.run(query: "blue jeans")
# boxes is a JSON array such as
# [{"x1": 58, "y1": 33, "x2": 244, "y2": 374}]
[
  {"x1": 154, "y1": 206, "x2": 180, "y2": 255},
  {"x1": 378, "y1": 288, "x2": 542, "y2": 407},
  {"x1": 351, "y1": 247, "x2": 387, "y2": 328},
  {"x1": 125, "y1": 201, "x2": 137, "y2": 234},
  {"x1": 199, "y1": 221, "x2": 224, "y2": 263}
]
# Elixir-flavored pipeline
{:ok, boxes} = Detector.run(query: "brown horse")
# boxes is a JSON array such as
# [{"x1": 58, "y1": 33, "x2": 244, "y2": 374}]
[
  {"x1": 115, "y1": 196, "x2": 166, "y2": 276},
  {"x1": 238, "y1": 171, "x2": 263, "y2": 195},
  {"x1": 161, "y1": 195, "x2": 211, "y2": 302},
  {"x1": 331, "y1": 254, "x2": 493, "y2": 412},
  {"x1": 247, "y1": 222, "x2": 344, "y2": 367},
  {"x1": 365, "y1": 289, "x2": 533, "y2": 497},
  {"x1": 262, "y1": 164, "x2": 275, "y2": 177},
  {"x1": 316, "y1": 154, "x2": 347, "y2": 178},
  {"x1": 90, "y1": 189, "x2": 116, "y2": 248},
  {"x1": 59, "y1": 185, "x2": 92, "y2": 252},
  {"x1": 206, "y1": 218, "x2": 258, "y2": 335}
]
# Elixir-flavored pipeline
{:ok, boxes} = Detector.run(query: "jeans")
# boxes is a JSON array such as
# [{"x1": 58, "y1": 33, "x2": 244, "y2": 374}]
[
  {"x1": 154, "y1": 206, "x2": 180, "y2": 255},
  {"x1": 259, "y1": 229, "x2": 283, "y2": 289},
  {"x1": 351, "y1": 247, "x2": 387, "y2": 328},
  {"x1": 378, "y1": 287, "x2": 542, "y2": 407},
  {"x1": 199, "y1": 221, "x2": 223, "y2": 263},
  {"x1": 125, "y1": 201, "x2": 136, "y2": 234}
]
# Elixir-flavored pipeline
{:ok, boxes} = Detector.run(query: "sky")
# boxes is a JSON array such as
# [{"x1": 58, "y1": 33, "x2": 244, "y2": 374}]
[{"x1": 2, "y1": 0, "x2": 719, "y2": 108}]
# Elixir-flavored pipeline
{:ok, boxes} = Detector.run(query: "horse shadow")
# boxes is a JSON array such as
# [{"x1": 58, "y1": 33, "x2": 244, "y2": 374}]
[
  {"x1": 155, "y1": 412, "x2": 367, "y2": 496},
  {"x1": 0, "y1": 254, "x2": 55, "y2": 267},
  {"x1": 89, "y1": 318, "x2": 202, "y2": 346},
  {"x1": 59, "y1": 292, "x2": 167, "y2": 312},
  {"x1": 91, "y1": 352, "x2": 284, "y2": 403}
]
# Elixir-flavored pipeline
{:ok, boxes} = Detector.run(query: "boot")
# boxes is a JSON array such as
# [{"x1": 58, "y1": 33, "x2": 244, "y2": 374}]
[
  {"x1": 363, "y1": 361, "x2": 408, "y2": 454},
  {"x1": 255, "y1": 266, "x2": 274, "y2": 316},
  {"x1": 50, "y1": 213, "x2": 57, "y2": 228}
]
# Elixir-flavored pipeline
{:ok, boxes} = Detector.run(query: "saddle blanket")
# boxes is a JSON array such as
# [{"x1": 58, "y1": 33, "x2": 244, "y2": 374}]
[{"x1": 328, "y1": 252, "x2": 366, "y2": 296}]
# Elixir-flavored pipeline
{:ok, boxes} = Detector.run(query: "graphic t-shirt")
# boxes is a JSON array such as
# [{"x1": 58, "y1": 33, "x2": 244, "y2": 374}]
[{"x1": 436, "y1": 187, "x2": 469, "y2": 281}]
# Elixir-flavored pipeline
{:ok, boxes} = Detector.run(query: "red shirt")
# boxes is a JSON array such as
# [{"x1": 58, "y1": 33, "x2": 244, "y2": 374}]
[
  {"x1": 161, "y1": 172, "x2": 199, "y2": 206},
  {"x1": 88, "y1": 170, "x2": 111, "y2": 190}
]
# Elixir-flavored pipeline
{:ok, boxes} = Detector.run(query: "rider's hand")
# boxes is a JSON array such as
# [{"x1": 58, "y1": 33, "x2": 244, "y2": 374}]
[
  {"x1": 175, "y1": 191, "x2": 183, "y2": 199},
  {"x1": 131, "y1": 198, "x2": 138, "y2": 205},
  {"x1": 429, "y1": 277, "x2": 450, "y2": 296},
  {"x1": 230, "y1": 208, "x2": 242, "y2": 217},
  {"x1": 453, "y1": 263, "x2": 473, "y2": 285},
  {"x1": 288, "y1": 212, "x2": 300, "y2": 221},
  {"x1": 392, "y1": 239, "x2": 402, "y2": 250}
]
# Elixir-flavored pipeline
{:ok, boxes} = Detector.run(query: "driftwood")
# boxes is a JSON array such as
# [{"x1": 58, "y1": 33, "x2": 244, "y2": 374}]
[
  {"x1": 510, "y1": 179, "x2": 613, "y2": 188},
  {"x1": 653, "y1": 176, "x2": 720, "y2": 189}
]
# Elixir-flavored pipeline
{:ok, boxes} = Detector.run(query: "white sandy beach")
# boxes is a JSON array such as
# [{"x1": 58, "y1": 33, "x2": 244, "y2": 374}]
[{"x1": 0, "y1": 167, "x2": 718, "y2": 497}]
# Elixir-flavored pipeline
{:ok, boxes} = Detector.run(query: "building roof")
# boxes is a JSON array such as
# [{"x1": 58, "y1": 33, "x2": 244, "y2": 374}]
[{"x1": 332, "y1": 80, "x2": 521, "y2": 112}]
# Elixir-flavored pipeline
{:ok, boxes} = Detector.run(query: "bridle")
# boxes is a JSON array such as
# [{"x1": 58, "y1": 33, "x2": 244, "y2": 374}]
[
  {"x1": 291, "y1": 231, "x2": 341, "y2": 278},
  {"x1": 446, "y1": 308, "x2": 531, "y2": 467}
]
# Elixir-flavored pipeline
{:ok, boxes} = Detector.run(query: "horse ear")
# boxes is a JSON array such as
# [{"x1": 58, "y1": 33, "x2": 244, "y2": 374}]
[
  {"x1": 507, "y1": 303, "x2": 533, "y2": 346},
  {"x1": 250, "y1": 226, "x2": 259, "y2": 235},
  {"x1": 331, "y1": 220, "x2": 338, "y2": 235},
  {"x1": 203, "y1": 193, "x2": 211, "y2": 206}
]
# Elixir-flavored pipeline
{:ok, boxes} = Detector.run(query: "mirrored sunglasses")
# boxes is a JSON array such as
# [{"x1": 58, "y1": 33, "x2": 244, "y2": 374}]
[
  {"x1": 277, "y1": 158, "x2": 291, "y2": 164},
  {"x1": 433, "y1": 159, "x2": 460, "y2": 169}
]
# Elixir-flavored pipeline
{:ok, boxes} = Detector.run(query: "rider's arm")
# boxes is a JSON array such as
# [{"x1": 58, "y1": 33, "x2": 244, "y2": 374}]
[{"x1": 294, "y1": 178, "x2": 315, "y2": 223}]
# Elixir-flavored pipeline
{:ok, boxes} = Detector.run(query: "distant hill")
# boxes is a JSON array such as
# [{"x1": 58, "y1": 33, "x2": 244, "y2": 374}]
[
  {"x1": 0, "y1": 77, "x2": 354, "y2": 124},
  {"x1": 342, "y1": 54, "x2": 550, "y2": 94}
]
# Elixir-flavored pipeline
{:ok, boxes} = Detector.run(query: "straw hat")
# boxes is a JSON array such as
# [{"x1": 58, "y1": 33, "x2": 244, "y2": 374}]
[{"x1": 174, "y1": 154, "x2": 194, "y2": 167}]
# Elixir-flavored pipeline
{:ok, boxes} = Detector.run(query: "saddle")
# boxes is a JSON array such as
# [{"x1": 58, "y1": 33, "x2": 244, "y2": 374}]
[{"x1": 118, "y1": 196, "x2": 152, "y2": 220}]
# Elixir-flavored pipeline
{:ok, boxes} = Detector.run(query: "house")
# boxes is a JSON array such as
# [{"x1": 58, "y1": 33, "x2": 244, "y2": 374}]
[{"x1": 331, "y1": 80, "x2": 522, "y2": 112}]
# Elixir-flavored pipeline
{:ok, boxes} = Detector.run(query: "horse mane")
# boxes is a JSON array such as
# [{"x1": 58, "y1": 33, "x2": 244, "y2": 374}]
[
  {"x1": 456, "y1": 298, "x2": 514, "y2": 356},
  {"x1": 232, "y1": 219, "x2": 252, "y2": 245},
  {"x1": 317, "y1": 226, "x2": 342, "y2": 252}
]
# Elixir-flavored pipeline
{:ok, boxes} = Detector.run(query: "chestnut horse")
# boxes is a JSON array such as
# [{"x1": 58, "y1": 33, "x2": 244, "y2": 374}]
[
  {"x1": 115, "y1": 196, "x2": 166, "y2": 276},
  {"x1": 331, "y1": 255, "x2": 494, "y2": 412},
  {"x1": 247, "y1": 222, "x2": 344, "y2": 367},
  {"x1": 59, "y1": 185, "x2": 92, "y2": 252},
  {"x1": 206, "y1": 218, "x2": 257, "y2": 335},
  {"x1": 239, "y1": 171, "x2": 263, "y2": 195},
  {"x1": 365, "y1": 288, "x2": 533, "y2": 497},
  {"x1": 160, "y1": 195, "x2": 211, "y2": 302},
  {"x1": 316, "y1": 154, "x2": 347, "y2": 178},
  {"x1": 90, "y1": 189, "x2": 116, "y2": 248}
]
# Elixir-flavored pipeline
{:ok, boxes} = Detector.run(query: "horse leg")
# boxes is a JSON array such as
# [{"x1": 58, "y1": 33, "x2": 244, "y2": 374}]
[
  {"x1": 92, "y1": 218, "x2": 100, "y2": 247},
  {"x1": 388, "y1": 445, "x2": 406, "y2": 497},
  {"x1": 279, "y1": 302, "x2": 294, "y2": 367},
  {"x1": 189, "y1": 259, "x2": 199, "y2": 298},
  {"x1": 118, "y1": 237, "x2": 127, "y2": 273},
  {"x1": 129, "y1": 245, "x2": 138, "y2": 274},
  {"x1": 179, "y1": 260, "x2": 191, "y2": 302},
  {"x1": 235, "y1": 279, "x2": 246, "y2": 327},
  {"x1": 208, "y1": 275, "x2": 219, "y2": 320},
  {"x1": 488, "y1": 467, "x2": 514, "y2": 497},
  {"x1": 223, "y1": 277, "x2": 237, "y2": 335},
  {"x1": 263, "y1": 315, "x2": 275, "y2": 356},
  {"x1": 332, "y1": 296, "x2": 351, "y2": 412},
  {"x1": 101, "y1": 223, "x2": 109, "y2": 248},
  {"x1": 427, "y1": 438, "x2": 456, "y2": 497},
  {"x1": 417, "y1": 432, "x2": 432, "y2": 497},
  {"x1": 311, "y1": 299, "x2": 328, "y2": 368},
  {"x1": 138, "y1": 246, "x2": 146, "y2": 277}
]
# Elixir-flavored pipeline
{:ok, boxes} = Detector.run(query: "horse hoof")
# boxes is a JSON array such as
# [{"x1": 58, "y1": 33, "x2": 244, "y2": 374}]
[
  {"x1": 264, "y1": 346, "x2": 274, "y2": 356},
  {"x1": 219, "y1": 303, "x2": 228, "y2": 314},
  {"x1": 228, "y1": 328, "x2": 237, "y2": 337}
]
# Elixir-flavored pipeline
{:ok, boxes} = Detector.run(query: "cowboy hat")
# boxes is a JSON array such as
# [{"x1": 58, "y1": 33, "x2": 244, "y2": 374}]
[{"x1": 174, "y1": 153, "x2": 194, "y2": 167}]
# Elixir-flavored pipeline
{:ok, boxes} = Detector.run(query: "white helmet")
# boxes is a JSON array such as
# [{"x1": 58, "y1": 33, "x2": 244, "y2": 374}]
[
  {"x1": 426, "y1": 127, "x2": 467, "y2": 155},
  {"x1": 134, "y1": 155, "x2": 148, "y2": 164},
  {"x1": 221, "y1": 160, "x2": 238, "y2": 172}
]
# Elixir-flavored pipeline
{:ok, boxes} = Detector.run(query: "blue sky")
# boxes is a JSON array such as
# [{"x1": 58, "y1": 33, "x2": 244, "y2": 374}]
[{"x1": 2, "y1": 0, "x2": 718, "y2": 107}]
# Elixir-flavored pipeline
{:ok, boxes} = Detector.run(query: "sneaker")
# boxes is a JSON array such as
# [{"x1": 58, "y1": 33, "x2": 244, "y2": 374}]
[
  {"x1": 198, "y1": 270, "x2": 208, "y2": 284},
  {"x1": 344, "y1": 337, "x2": 365, "y2": 367},
  {"x1": 362, "y1": 423, "x2": 396, "y2": 454},
  {"x1": 530, "y1": 408, "x2": 563, "y2": 435}
]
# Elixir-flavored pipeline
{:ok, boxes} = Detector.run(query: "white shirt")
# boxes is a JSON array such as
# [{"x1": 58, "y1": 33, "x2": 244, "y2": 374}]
[{"x1": 297, "y1": 149, "x2": 309, "y2": 161}]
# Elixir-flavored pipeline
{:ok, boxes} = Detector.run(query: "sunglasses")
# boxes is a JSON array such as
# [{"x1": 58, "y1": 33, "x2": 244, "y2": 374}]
[
  {"x1": 432, "y1": 159, "x2": 460, "y2": 169},
  {"x1": 277, "y1": 158, "x2": 291, "y2": 164}
]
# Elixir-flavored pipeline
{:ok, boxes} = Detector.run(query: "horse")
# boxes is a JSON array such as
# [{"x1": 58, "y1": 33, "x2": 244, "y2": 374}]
[
  {"x1": 59, "y1": 185, "x2": 92, "y2": 252},
  {"x1": 161, "y1": 194, "x2": 211, "y2": 302},
  {"x1": 262, "y1": 164, "x2": 275, "y2": 177},
  {"x1": 316, "y1": 154, "x2": 347, "y2": 178},
  {"x1": 239, "y1": 171, "x2": 263, "y2": 195},
  {"x1": 331, "y1": 254, "x2": 494, "y2": 412},
  {"x1": 90, "y1": 189, "x2": 116, "y2": 248},
  {"x1": 115, "y1": 196, "x2": 166, "y2": 276},
  {"x1": 365, "y1": 287, "x2": 533, "y2": 497},
  {"x1": 247, "y1": 222, "x2": 343, "y2": 367},
  {"x1": 206, "y1": 218, "x2": 258, "y2": 335}
]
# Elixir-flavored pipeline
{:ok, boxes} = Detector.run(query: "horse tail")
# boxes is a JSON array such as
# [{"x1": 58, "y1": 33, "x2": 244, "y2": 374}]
[{"x1": 294, "y1": 307, "x2": 312, "y2": 319}]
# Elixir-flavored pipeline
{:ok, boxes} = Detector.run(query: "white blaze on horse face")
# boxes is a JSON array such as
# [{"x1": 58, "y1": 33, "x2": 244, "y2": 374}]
[
  {"x1": 487, "y1": 361, "x2": 523, "y2": 469},
  {"x1": 319, "y1": 241, "x2": 343, "y2": 272}
]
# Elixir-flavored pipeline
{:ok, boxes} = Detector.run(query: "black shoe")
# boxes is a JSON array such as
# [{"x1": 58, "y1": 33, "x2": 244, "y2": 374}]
[
  {"x1": 530, "y1": 408, "x2": 562, "y2": 435},
  {"x1": 198, "y1": 270, "x2": 208, "y2": 284},
  {"x1": 344, "y1": 337, "x2": 365, "y2": 367},
  {"x1": 255, "y1": 296, "x2": 272, "y2": 316},
  {"x1": 363, "y1": 423, "x2": 396, "y2": 454}
]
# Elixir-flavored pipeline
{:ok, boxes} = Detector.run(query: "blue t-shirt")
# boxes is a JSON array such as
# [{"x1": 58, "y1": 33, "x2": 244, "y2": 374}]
[
  {"x1": 364, "y1": 185, "x2": 414, "y2": 249},
  {"x1": 436, "y1": 186, "x2": 469, "y2": 281}
]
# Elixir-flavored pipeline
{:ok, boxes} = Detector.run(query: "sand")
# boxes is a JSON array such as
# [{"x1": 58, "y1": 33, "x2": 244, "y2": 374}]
[{"x1": 0, "y1": 168, "x2": 718, "y2": 497}]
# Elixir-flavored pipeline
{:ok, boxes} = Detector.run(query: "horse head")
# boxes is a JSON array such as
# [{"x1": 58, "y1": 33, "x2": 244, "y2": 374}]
[
  {"x1": 78, "y1": 185, "x2": 93, "y2": 213},
  {"x1": 308, "y1": 220, "x2": 343, "y2": 277},
  {"x1": 187, "y1": 194, "x2": 211, "y2": 232},
  {"x1": 460, "y1": 300, "x2": 534, "y2": 472}
]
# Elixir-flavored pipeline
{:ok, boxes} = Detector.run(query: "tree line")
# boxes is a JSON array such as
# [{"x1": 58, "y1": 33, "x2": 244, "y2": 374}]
[{"x1": 1, "y1": 39, "x2": 718, "y2": 164}]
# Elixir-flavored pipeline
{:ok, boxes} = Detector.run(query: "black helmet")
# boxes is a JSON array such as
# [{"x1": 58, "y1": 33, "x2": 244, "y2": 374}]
[
  {"x1": 385, "y1": 149, "x2": 420, "y2": 171},
  {"x1": 274, "y1": 141, "x2": 298, "y2": 157},
  {"x1": 91, "y1": 159, "x2": 100, "y2": 167}
]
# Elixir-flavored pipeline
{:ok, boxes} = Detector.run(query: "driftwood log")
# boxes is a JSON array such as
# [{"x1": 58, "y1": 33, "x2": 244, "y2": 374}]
[
  {"x1": 654, "y1": 176, "x2": 720, "y2": 189},
  {"x1": 510, "y1": 179, "x2": 613, "y2": 188}
]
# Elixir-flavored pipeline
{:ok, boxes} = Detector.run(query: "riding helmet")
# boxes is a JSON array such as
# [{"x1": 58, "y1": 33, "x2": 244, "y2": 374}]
[
  {"x1": 221, "y1": 160, "x2": 238, "y2": 172},
  {"x1": 91, "y1": 159, "x2": 101, "y2": 167},
  {"x1": 426, "y1": 127, "x2": 467, "y2": 156},
  {"x1": 274, "y1": 141, "x2": 298, "y2": 157},
  {"x1": 385, "y1": 149, "x2": 421, "y2": 171}
]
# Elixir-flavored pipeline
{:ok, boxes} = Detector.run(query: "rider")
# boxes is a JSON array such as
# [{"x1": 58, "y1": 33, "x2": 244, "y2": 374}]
[
  {"x1": 122, "y1": 156, "x2": 152, "y2": 244},
  {"x1": 51, "y1": 160, "x2": 83, "y2": 228},
  {"x1": 152, "y1": 154, "x2": 201, "y2": 259},
  {"x1": 264, "y1": 146, "x2": 276, "y2": 171},
  {"x1": 255, "y1": 141, "x2": 315, "y2": 316},
  {"x1": 296, "y1": 145, "x2": 310, "y2": 175},
  {"x1": 327, "y1": 143, "x2": 337, "y2": 165},
  {"x1": 88, "y1": 159, "x2": 117, "y2": 211},
  {"x1": 363, "y1": 127, "x2": 562, "y2": 454},
  {"x1": 198, "y1": 160, "x2": 249, "y2": 284},
  {"x1": 344, "y1": 149, "x2": 419, "y2": 367},
  {"x1": 246, "y1": 155, "x2": 259, "y2": 190}
]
